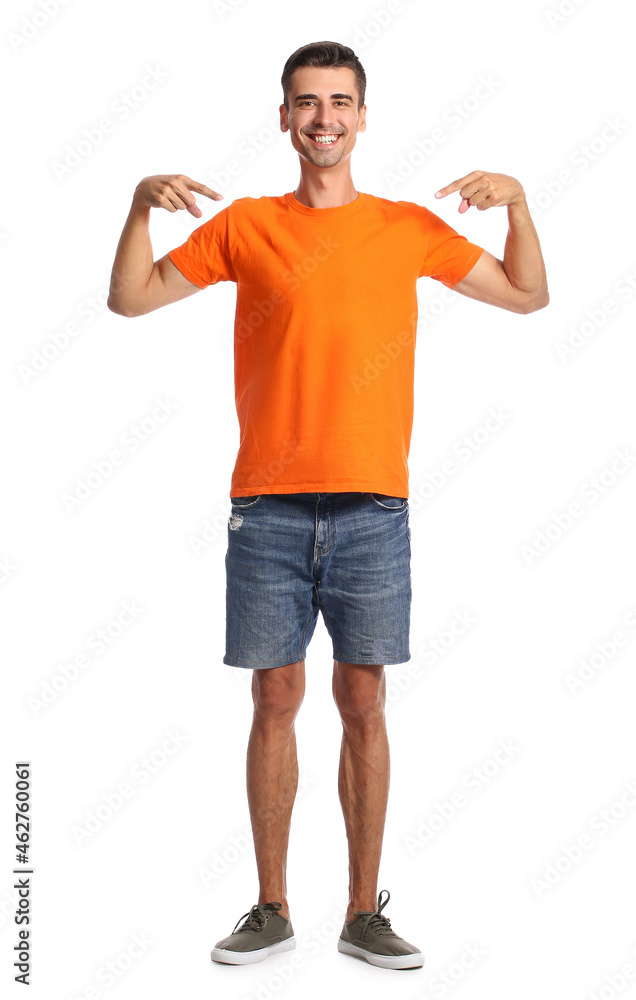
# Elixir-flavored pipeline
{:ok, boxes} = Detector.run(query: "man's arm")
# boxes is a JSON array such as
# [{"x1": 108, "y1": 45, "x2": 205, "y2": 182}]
[
  {"x1": 435, "y1": 171, "x2": 549, "y2": 315},
  {"x1": 107, "y1": 174, "x2": 222, "y2": 317}
]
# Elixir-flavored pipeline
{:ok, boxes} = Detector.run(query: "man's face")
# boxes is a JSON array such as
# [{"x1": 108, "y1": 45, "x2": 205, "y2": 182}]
[{"x1": 280, "y1": 65, "x2": 366, "y2": 168}]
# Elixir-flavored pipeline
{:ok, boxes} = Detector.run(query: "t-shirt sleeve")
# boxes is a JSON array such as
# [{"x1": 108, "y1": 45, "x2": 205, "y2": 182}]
[
  {"x1": 167, "y1": 205, "x2": 237, "y2": 288},
  {"x1": 417, "y1": 206, "x2": 485, "y2": 289}
]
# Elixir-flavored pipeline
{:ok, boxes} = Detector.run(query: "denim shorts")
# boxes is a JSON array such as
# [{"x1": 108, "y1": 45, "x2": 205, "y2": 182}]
[{"x1": 223, "y1": 492, "x2": 411, "y2": 669}]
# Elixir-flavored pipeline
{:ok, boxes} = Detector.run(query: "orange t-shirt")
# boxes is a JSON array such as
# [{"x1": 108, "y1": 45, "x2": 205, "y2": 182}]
[{"x1": 168, "y1": 191, "x2": 484, "y2": 498}]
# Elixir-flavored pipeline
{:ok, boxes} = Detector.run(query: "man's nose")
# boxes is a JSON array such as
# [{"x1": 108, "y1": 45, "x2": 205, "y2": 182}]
[{"x1": 311, "y1": 103, "x2": 336, "y2": 124}]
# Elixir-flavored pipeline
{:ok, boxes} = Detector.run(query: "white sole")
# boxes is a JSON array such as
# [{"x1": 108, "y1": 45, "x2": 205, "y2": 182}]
[
  {"x1": 211, "y1": 936, "x2": 296, "y2": 965},
  {"x1": 338, "y1": 937, "x2": 424, "y2": 969}
]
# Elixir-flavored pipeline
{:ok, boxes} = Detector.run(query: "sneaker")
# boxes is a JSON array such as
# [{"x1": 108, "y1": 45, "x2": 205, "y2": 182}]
[
  {"x1": 338, "y1": 889, "x2": 424, "y2": 970},
  {"x1": 211, "y1": 901, "x2": 295, "y2": 965}
]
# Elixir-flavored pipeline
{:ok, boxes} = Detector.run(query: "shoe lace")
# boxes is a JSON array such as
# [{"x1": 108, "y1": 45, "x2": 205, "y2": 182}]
[
  {"x1": 232, "y1": 901, "x2": 282, "y2": 935},
  {"x1": 353, "y1": 889, "x2": 396, "y2": 940}
]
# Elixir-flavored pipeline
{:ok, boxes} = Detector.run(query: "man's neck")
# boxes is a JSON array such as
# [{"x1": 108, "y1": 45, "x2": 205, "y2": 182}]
[{"x1": 293, "y1": 171, "x2": 358, "y2": 209}]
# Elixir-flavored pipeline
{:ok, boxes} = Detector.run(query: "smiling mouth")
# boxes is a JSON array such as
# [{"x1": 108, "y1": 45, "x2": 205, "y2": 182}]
[{"x1": 306, "y1": 133, "x2": 342, "y2": 147}]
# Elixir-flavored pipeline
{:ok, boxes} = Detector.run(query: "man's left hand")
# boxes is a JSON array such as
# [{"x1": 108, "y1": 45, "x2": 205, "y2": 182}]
[{"x1": 434, "y1": 171, "x2": 525, "y2": 213}]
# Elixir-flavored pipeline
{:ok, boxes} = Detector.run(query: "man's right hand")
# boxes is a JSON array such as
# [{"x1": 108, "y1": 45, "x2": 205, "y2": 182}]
[
  {"x1": 108, "y1": 174, "x2": 223, "y2": 317},
  {"x1": 133, "y1": 174, "x2": 223, "y2": 219}
]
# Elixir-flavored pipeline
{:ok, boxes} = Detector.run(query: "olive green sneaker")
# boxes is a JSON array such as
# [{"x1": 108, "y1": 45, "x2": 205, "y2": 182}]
[
  {"x1": 338, "y1": 889, "x2": 424, "y2": 969},
  {"x1": 211, "y1": 901, "x2": 295, "y2": 965}
]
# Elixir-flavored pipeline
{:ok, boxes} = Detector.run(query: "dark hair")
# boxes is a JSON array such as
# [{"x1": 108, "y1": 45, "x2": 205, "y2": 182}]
[{"x1": 281, "y1": 41, "x2": 366, "y2": 110}]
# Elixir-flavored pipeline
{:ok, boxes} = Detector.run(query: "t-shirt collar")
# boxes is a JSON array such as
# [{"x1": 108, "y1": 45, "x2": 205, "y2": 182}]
[{"x1": 284, "y1": 190, "x2": 365, "y2": 217}]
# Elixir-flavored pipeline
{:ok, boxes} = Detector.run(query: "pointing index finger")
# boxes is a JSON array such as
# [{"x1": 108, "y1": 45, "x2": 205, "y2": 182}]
[
  {"x1": 434, "y1": 179, "x2": 460, "y2": 199},
  {"x1": 177, "y1": 175, "x2": 223, "y2": 219},
  {"x1": 434, "y1": 170, "x2": 480, "y2": 199},
  {"x1": 190, "y1": 180, "x2": 224, "y2": 201}
]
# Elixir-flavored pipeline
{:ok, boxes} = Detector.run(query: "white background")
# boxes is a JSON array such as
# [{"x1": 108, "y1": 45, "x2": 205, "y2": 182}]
[{"x1": 2, "y1": 0, "x2": 635, "y2": 997}]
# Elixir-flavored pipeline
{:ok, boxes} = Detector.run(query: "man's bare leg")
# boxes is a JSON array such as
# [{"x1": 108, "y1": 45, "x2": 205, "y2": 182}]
[
  {"x1": 246, "y1": 660, "x2": 305, "y2": 920},
  {"x1": 332, "y1": 661, "x2": 389, "y2": 922}
]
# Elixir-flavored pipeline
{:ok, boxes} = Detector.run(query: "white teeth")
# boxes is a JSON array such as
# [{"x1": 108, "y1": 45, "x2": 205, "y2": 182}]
[{"x1": 310, "y1": 134, "x2": 339, "y2": 144}]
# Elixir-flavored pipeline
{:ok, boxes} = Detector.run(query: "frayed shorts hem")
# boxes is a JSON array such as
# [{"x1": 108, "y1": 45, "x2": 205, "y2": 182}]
[
  {"x1": 222, "y1": 651, "x2": 411, "y2": 669},
  {"x1": 333, "y1": 650, "x2": 412, "y2": 666},
  {"x1": 223, "y1": 653, "x2": 307, "y2": 670}
]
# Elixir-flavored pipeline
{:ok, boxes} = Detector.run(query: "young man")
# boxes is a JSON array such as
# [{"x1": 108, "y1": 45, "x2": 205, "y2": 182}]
[{"x1": 108, "y1": 41, "x2": 548, "y2": 971}]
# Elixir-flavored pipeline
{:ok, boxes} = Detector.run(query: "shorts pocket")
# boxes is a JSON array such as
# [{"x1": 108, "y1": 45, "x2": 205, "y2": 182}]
[
  {"x1": 230, "y1": 495, "x2": 263, "y2": 508},
  {"x1": 369, "y1": 493, "x2": 408, "y2": 510}
]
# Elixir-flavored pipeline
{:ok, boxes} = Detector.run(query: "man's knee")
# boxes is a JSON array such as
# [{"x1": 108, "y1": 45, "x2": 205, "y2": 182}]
[
  {"x1": 252, "y1": 659, "x2": 305, "y2": 719},
  {"x1": 332, "y1": 662, "x2": 386, "y2": 724}
]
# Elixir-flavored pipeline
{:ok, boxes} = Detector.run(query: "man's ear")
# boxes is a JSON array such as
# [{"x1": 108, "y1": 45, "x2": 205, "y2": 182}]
[
  {"x1": 279, "y1": 103, "x2": 288, "y2": 131},
  {"x1": 358, "y1": 104, "x2": 367, "y2": 133}
]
